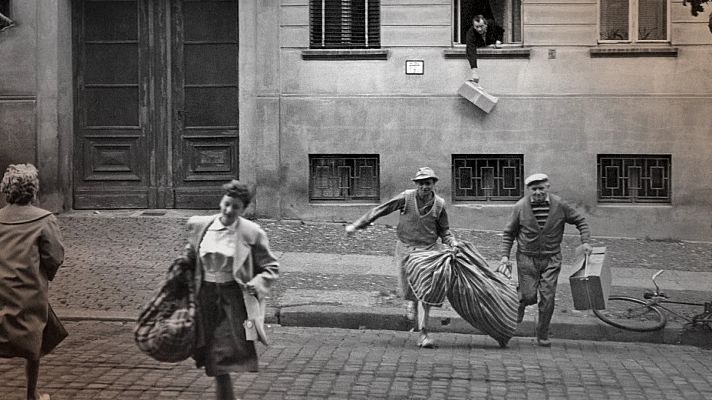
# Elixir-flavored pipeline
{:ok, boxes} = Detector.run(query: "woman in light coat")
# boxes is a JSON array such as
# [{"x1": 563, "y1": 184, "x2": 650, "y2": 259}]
[
  {"x1": 185, "y1": 180, "x2": 278, "y2": 400},
  {"x1": 0, "y1": 164, "x2": 65, "y2": 400}
]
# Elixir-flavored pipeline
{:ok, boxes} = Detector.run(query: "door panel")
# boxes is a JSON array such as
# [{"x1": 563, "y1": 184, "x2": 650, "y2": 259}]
[
  {"x1": 73, "y1": 0, "x2": 150, "y2": 208},
  {"x1": 73, "y1": 0, "x2": 238, "y2": 209},
  {"x1": 172, "y1": 0, "x2": 239, "y2": 208}
]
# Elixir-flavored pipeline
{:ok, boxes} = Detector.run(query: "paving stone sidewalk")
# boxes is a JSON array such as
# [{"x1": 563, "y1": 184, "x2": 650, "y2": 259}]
[
  {"x1": 1, "y1": 321, "x2": 711, "y2": 400},
  {"x1": 49, "y1": 212, "x2": 712, "y2": 347}
]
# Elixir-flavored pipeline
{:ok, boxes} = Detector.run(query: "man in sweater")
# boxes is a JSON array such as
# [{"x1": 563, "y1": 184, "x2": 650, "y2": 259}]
[
  {"x1": 497, "y1": 173, "x2": 592, "y2": 347},
  {"x1": 345, "y1": 167, "x2": 457, "y2": 348}
]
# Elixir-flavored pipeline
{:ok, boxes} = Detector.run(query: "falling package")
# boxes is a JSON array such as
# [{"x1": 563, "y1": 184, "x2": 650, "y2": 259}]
[{"x1": 458, "y1": 81, "x2": 498, "y2": 113}]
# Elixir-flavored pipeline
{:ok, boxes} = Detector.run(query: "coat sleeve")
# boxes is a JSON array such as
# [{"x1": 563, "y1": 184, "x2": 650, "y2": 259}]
[
  {"x1": 39, "y1": 214, "x2": 65, "y2": 281},
  {"x1": 350, "y1": 191, "x2": 406, "y2": 230},
  {"x1": 501, "y1": 205, "x2": 520, "y2": 258},
  {"x1": 247, "y1": 229, "x2": 279, "y2": 298},
  {"x1": 564, "y1": 203, "x2": 591, "y2": 244},
  {"x1": 465, "y1": 27, "x2": 479, "y2": 68},
  {"x1": 436, "y1": 207, "x2": 456, "y2": 246}
]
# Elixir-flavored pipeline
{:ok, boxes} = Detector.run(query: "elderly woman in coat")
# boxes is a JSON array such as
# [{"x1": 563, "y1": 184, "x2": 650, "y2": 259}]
[
  {"x1": 185, "y1": 180, "x2": 279, "y2": 400},
  {"x1": 0, "y1": 164, "x2": 65, "y2": 400}
]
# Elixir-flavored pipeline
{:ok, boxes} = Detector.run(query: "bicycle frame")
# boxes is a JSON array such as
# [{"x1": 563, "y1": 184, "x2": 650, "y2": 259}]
[{"x1": 643, "y1": 270, "x2": 712, "y2": 325}]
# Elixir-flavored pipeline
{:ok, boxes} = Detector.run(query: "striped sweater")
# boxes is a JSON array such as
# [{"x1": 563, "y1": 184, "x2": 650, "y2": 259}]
[{"x1": 501, "y1": 194, "x2": 590, "y2": 258}]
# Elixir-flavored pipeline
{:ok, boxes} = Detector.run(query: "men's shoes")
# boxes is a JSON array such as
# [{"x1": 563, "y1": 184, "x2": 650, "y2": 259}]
[
  {"x1": 537, "y1": 338, "x2": 551, "y2": 347},
  {"x1": 417, "y1": 332, "x2": 435, "y2": 349},
  {"x1": 516, "y1": 306, "x2": 525, "y2": 324}
]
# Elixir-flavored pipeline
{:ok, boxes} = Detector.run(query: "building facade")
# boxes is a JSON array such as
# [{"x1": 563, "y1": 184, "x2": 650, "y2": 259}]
[{"x1": 1, "y1": 0, "x2": 711, "y2": 240}]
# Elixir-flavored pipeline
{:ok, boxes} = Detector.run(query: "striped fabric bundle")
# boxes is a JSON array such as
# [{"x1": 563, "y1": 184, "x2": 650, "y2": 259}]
[
  {"x1": 405, "y1": 241, "x2": 519, "y2": 345},
  {"x1": 405, "y1": 250, "x2": 453, "y2": 306}
]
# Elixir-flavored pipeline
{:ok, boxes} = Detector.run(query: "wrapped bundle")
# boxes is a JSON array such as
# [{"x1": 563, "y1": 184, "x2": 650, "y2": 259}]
[
  {"x1": 405, "y1": 249, "x2": 453, "y2": 306},
  {"x1": 405, "y1": 241, "x2": 518, "y2": 346},
  {"x1": 448, "y1": 242, "x2": 518, "y2": 347}
]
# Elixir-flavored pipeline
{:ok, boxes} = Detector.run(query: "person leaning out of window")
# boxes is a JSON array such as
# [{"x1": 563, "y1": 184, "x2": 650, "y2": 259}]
[{"x1": 466, "y1": 14, "x2": 505, "y2": 83}]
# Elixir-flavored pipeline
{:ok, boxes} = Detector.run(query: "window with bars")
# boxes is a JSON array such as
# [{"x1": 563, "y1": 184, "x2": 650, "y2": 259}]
[
  {"x1": 309, "y1": 0, "x2": 380, "y2": 49},
  {"x1": 453, "y1": 0, "x2": 521, "y2": 44},
  {"x1": 0, "y1": 1, "x2": 15, "y2": 32},
  {"x1": 452, "y1": 155, "x2": 524, "y2": 201},
  {"x1": 599, "y1": 0, "x2": 668, "y2": 41},
  {"x1": 310, "y1": 155, "x2": 380, "y2": 201},
  {"x1": 598, "y1": 155, "x2": 671, "y2": 203}
]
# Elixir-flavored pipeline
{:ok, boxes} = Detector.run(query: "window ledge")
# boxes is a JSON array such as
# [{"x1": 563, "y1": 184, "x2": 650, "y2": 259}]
[
  {"x1": 590, "y1": 47, "x2": 678, "y2": 58},
  {"x1": 301, "y1": 49, "x2": 389, "y2": 61},
  {"x1": 443, "y1": 47, "x2": 531, "y2": 60}
]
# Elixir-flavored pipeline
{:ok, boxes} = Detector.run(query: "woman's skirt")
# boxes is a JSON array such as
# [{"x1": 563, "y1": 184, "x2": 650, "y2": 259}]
[{"x1": 194, "y1": 281, "x2": 257, "y2": 376}]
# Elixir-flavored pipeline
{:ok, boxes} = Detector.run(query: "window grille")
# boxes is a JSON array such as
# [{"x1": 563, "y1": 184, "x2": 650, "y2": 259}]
[
  {"x1": 310, "y1": 155, "x2": 380, "y2": 201},
  {"x1": 598, "y1": 155, "x2": 671, "y2": 203},
  {"x1": 309, "y1": 0, "x2": 380, "y2": 49},
  {"x1": 599, "y1": 0, "x2": 668, "y2": 41},
  {"x1": 452, "y1": 155, "x2": 523, "y2": 201},
  {"x1": 0, "y1": 1, "x2": 15, "y2": 32},
  {"x1": 453, "y1": 0, "x2": 521, "y2": 44}
]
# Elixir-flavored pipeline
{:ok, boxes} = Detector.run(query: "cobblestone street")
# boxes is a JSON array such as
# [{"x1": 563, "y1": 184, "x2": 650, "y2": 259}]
[{"x1": 1, "y1": 322, "x2": 711, "y2": 400}]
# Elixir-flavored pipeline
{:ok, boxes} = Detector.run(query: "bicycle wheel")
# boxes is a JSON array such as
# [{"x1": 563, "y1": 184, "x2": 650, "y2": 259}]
[{"x1": 593, "y1": 296, "x2": 667, "y2": 332}]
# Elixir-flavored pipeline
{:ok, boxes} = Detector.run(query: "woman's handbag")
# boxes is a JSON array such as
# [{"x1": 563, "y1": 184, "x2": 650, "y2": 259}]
[{"x1": 134, "y1": 256, "x2": 196, "y2": 362}]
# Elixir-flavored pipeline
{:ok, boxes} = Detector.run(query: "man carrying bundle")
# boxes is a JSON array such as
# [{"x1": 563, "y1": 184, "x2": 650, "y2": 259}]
[
  {"x1": 497, "y1": 173, "x2": 592, "y2": 347},
  {"x1": 345, "y1": 167, "x2": 458, "y2": 348}
]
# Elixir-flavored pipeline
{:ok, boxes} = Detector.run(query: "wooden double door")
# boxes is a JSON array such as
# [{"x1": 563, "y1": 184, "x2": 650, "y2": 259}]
[{"x1": 73, "y1": 0, "x2": 239, "y2": 208}]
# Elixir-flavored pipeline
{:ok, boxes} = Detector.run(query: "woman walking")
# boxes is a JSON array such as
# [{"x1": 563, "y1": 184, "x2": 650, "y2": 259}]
[
  {"x1": 185, "y1": 180, "x2": 279, "y2": 400},
  {"x1": 0, "y1": 164, "x2": 65, "y2": 400}
]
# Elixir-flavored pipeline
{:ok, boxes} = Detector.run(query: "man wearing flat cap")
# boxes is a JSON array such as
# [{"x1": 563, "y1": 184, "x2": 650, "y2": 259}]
[
  {"x1": 497, "y1": 173, "x2": 592, "y2": 347},
  {"x1": 345, "y1": 167, "x2": 457, "y2": 348}
]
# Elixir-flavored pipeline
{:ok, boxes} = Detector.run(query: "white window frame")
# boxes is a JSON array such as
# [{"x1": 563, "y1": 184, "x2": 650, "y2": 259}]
[
  {"x1": 598, "y1": 0, "x2": 671, "y2": 43},
  {"x1": 452, "y1": 0, "x2": 523, "y2": 46}
]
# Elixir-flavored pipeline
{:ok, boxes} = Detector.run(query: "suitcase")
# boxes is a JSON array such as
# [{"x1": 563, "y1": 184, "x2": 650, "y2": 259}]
[
  {"x1": 458, "y1": 81, "x2": 498, "y2": 113},
  {"x1": 569, "y1": 246, "x2": 611, "y2": 310}
]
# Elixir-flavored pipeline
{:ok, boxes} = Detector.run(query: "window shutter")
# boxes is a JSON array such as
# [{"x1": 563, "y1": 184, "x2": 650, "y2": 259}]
[{"x1": 310, "y1": 0, "x2": 380, "y2": 49}]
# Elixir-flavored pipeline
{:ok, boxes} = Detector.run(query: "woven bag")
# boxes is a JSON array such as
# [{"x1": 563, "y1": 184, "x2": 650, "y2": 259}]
[{"x1": 134, "y1": 257, "x2": 196, "y2": 362}]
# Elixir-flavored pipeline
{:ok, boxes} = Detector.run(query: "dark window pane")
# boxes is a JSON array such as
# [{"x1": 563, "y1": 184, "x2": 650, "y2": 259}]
[
  {"x1": 638, "y1": 0, "x2": 666, "y2": 40},
  {"x1": 600, "y1": 0, "x2": 629, "y2": 40},
  {"x1": 84, "y1": 44, "x2": 139, "y2": 84},
  {"x1": 184, "y1": 87, "x2": 238, "y2": 127},
  {"x1": 85, "y1": 87, "x2": 139, "y2": 127},
  {"x1": 85, "y1": 1, "x2": 138, "y2": 41},
  {"x1": 184, "y1": 44, "x2": 238, "y2": 85},
  {"x1": 184, "y1": 1, "x2": 237, "y2": 42}
]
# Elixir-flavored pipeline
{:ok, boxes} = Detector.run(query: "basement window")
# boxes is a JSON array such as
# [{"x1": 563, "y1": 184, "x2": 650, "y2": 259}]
[{"x1": 309, "y1": 154, "x2": 380, "y2": 202}]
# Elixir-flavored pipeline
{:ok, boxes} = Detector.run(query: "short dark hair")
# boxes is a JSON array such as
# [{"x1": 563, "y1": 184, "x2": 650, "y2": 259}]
[
  {"x1": 472, "y1": 14, "x2": 487, "y2": 25},
  {"x1": 221, "y1": 180, "x2": 254, "y2": 207},
  {"x1": 1, "y1": 163, "x2": 39, "y2": 204}
]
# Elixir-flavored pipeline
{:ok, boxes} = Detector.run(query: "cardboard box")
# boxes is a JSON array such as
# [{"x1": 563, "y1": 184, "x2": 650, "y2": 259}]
[
  {"x1": 458, "y1": 81, "x2": 498, "y2": 113},
  {"x1": 569, "y1": 246, "x2": 611, "y2": 310}
]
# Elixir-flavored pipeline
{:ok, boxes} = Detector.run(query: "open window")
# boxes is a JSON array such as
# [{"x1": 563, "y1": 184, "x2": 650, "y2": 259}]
[{"x1": 453, "y1": 0, "x2": 521, "y2": 45}]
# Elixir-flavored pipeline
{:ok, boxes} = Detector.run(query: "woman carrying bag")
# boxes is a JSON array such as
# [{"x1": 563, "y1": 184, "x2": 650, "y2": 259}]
[{"x1": 185, "y1": 180, "x2": 279, "y2": 400}]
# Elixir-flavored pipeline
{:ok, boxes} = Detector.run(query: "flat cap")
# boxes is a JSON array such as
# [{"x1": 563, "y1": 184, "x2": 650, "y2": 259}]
[
  {"x1": 412, "y1": 167, "x2": 439, "y2": 182},
  {"x1": 524, "y1": 173, "x2": 549, "y2": 186}
]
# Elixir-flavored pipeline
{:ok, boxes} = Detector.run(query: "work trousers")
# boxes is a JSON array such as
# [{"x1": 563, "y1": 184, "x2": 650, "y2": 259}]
[{"x1": 516, "y1": 252, "x2": 562, "y2": 340}]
